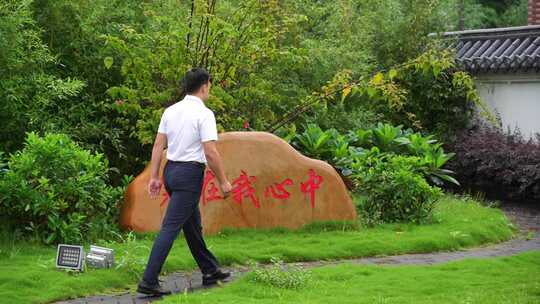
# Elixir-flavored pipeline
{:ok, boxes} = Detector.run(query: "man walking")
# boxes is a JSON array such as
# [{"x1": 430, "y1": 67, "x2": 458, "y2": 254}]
[{"x1": 137, "y1": 68, "x2": 232, "y2": 296}]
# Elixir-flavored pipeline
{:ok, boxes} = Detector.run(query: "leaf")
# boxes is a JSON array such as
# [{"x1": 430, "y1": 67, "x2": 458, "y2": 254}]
[
  {"x1": 341, "y1": 87, "x2": 352, "y2": 102},
  {"x1": 439, "y1": 174, "x2": 460, "y2": 186},
  {"x1": 430, "y1": 175, "x2": 443, "y2": 186},
  {"x1": 45, "y1": 233, "x2": 56, "y2": 244},
  {"x1": 103, "y1": 57, "x2": 114, "y2": 69},
  {"x1": 366, "y1": 87, "x2": 377, "y2": 98},
  {"x1": 372, "y1": 72, "x2": 384, "y2": 85},
  {"x1": 422, "y1": 62, "x2": 431, "y2": 75},
  {"x1": 388, "y1": 69, "x2": 398, "y2": 80},
  {"x1": 394, "y1": 137, "x2": 410, "y2": 145},
  {"x1": 433, "y1": 65, "x2": 442, "y2": 77},
  {"x1": 341, "y1": 168, "x2": 352, "y2": 176}
]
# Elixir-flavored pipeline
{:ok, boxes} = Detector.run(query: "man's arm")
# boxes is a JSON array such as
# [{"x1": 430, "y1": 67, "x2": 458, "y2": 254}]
[
  {"x1": 203, "y1": 141, "x2": 232, "y2": 197},
  {"x1": 148, "y1": 133, "x2": 167, "y2": 198}
]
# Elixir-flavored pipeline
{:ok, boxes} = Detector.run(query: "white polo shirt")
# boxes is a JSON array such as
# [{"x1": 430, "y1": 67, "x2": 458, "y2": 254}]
[{"x1": 157, "y1": 95, "x2": 218, "y2": 163}]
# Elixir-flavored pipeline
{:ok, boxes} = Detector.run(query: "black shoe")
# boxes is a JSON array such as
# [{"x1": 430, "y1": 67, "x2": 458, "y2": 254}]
[
  {"x1": 137, "y1": 280, "x2": 172, "y2": 296},
  {"x1": 202, "y1": 269, "x2": 231, "y2": 286}
]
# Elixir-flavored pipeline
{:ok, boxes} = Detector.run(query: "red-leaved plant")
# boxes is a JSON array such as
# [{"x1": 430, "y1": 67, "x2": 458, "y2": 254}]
[{"x1": 448, "y1": 126, "x2": 540, "y2": 202}]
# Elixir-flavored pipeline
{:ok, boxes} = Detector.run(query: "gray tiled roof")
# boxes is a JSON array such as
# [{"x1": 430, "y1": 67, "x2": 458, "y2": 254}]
[{"x1": 442, "y1": 25, "x2": 540, "y2": 73}]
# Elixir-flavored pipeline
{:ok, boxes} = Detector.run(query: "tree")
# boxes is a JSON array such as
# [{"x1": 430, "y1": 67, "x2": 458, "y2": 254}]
[{"x1": 0, "y1": 0, "x2": 83, "y2": 153}]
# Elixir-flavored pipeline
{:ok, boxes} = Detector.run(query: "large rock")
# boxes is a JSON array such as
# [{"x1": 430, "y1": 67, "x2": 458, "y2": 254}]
[{"x1": 120, "y1": 132, "x2": 357, "y2": 234}]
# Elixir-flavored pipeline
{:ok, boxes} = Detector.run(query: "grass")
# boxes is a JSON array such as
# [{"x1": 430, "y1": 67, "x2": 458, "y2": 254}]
[
  {"x1": 0, "y1": 195, "x2": 516, "y2": 303},
  {"x1": 160, "y1": 251, "x2": 540, "y2": 304}
]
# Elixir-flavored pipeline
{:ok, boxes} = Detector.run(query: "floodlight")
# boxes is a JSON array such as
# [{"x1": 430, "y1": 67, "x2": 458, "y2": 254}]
[
  {"x1": 86, "y1": 245, "x2": 115, "y2": 269},
  {"x1": 86, "y1": 253, "x2": 108, "y2": 268},
  {"x1": 56, "y1": 244, "x2": 84, "y2": 271}
]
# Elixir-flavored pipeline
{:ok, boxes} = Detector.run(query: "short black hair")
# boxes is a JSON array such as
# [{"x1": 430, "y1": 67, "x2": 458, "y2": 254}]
[{"x1": 181, "y1": 68, "x2": 212, "y2": 94}]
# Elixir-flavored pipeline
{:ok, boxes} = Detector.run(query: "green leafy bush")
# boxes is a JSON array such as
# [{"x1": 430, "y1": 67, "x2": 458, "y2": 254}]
[
  {"x1": 293, "y1": 123, "x2": 458, "y2": 187},
  {"x1": 0, "y1": 133, "x2": 123, "y2": 244},
  {"x1": 291, "y1": 124, "x2": 449, "y2": 224},
  {"x1": 293, "y1": 124, "x2": 335, "y2": 160},
  {"x1": 351, "y1": 151, "x2": 442, "y2": 225},
  {"x1": 356, "y1": 123, "x2": 459, "y2": 186}
]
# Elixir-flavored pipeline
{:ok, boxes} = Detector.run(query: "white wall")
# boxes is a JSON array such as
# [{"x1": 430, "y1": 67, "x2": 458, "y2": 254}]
[{"x1": 475, "y1": 73, "x2": 540, "y2": 139}]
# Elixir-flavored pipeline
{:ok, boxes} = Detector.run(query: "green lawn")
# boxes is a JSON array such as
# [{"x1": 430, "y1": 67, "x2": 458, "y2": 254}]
[
  {"x1": 0, "y1": 195, "x2": 515, "y2": 303},
  {"x1": 161, "y1": 251, "x2": 540, "y2": 304}
]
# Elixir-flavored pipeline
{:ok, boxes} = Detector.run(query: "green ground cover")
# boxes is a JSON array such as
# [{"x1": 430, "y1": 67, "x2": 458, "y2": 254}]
[
  {"x1": 0, "y1": 196, "x2": 514, "y2": 303},
  {"x1": 161, "y1": 251, "x2": 540, "y2": 304}
]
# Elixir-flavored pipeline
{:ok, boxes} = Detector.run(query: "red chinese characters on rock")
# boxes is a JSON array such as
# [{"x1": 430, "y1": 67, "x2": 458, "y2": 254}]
[
  {"x1": 264, "y1": 178, "x2": 293, "y2": 200},
  {"x1": 201, "y1": 170, "x2": 223, "y2": 205},
  {"x1": 300, "y1": 169, "x2": 324, "y2": 208},
  {"x1": 231, "y1": 170, "x2": 260, "y2": 208},
  {"x1": 198, "y1": 169, "x2": 323, "y2": 209}
]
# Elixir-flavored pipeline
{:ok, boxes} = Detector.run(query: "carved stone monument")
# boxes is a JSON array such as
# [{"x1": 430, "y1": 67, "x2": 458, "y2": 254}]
[{"x1": 120, "y1": 132, "x2": 357, "y2": 234}]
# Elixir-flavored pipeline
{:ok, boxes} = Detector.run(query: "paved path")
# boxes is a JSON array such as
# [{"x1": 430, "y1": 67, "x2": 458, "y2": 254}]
[
  {"x1": 53, "y1": 270, "x2": 244, "y2": 304},
  {"x1": 54, "y1": 203, "x2": 540, "y2": 304}
]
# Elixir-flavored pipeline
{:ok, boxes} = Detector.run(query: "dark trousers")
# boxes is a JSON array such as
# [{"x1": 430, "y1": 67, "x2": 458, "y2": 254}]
[{"x1": 142, "y1": 161, "x2": 219, "y2": 285}]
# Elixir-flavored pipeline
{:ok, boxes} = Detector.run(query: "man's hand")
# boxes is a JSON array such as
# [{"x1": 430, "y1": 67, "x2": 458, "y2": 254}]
[
  {"x1": 203, "y1": 141, "x2": 231, "y2": 199},
  {"x1": 220, "y1": 181, "x2": 232, "y2": 198},
  {"x1": 148, "y1": 178, "x2": 162, "y2": 199},
  {"x1": 148, "y1": 133, "x2": 166, "y2": 199}
]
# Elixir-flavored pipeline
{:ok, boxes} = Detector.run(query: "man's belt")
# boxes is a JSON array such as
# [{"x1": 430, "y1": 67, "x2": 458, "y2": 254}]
[{"x1": 168, "y1": 160, "x2": 206, "y2": 168}]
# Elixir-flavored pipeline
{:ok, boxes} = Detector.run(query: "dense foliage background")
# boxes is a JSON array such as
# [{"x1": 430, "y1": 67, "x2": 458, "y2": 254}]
[
  {"x1": 0, "y1": 0, "x2": 531, "y2": 242},
  {"x1": 1, "y1": 0, "x2": 527, "y2": 178}
]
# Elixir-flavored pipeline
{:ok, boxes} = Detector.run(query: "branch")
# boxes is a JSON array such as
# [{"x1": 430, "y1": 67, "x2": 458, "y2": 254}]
[
  {"x1": 186, "y1": 0, "x2": 195, "y2": 49},
  {"x1": 266, "y1": 60, "x2": 417, "y2": 133},
  {"x1": 266, "y1": 82, "x2": 362, "y2": 133}
]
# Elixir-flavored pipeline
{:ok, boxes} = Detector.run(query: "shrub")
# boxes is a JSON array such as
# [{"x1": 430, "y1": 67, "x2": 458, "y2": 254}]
[
  {"x1": 448, "y1": 127, "x2": 540, "y2": 202},
  {"x1": 0, "y1": 133, "x2": 123, "y2": 244},
  {"x1": 292, "y1": 124, "x2": 335, "y2": 160},
  {"x1": 350, "y1": 151, "x2": 442, "y2": 225},
  {"x1": 251, "y1": 257, "x2": 311, "y2": 289},
  {"x1": 293, "y1": 123, "x2": 458, "y2": 187}
]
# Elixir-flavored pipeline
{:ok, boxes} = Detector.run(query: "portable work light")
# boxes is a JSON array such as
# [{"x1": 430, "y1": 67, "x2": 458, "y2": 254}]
[
  {"x1": 85, "y1": 253, "x2": 108, "y2": 268},
  {"x1": 86, "y1": 245, "x2": 115, "y2": 269},
  {"x1": 56, "y1": 244, "x2": 84, "y2": 271}
]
